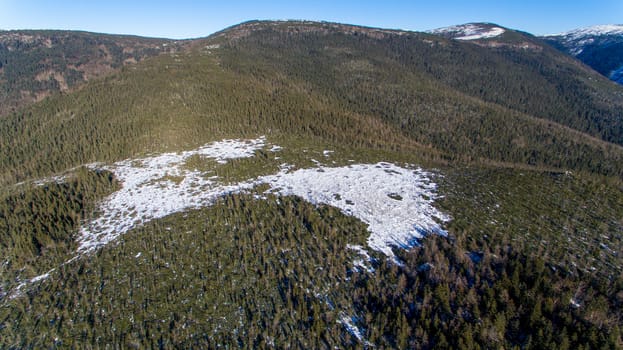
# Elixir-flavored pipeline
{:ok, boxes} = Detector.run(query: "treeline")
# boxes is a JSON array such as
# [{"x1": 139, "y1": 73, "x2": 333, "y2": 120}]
[
  {"x1": 0, "y1": 193, "x2": 371, "y2": 348},
  {"x1": 351, "y1": 166, "x2": 623, "y2": 348},
  {"x1": 1, "y1": 192, "x2": 620, "y2": 348},
  {"x1": 0, "y1": 167, "x2": 119, "y2": 289},
  {"x1": 350, "y1": 235, "x2": 622, "y2": 349},
  {"x1": 0, "y1": 21, "x2": 621, "y2": 349},
  {"x1": 438, "y1": 167, "x2": 623, "y2": 282}
]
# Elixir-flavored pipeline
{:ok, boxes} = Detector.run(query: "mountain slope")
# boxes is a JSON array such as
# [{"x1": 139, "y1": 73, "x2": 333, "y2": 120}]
[
  {"x1": 0, "y1": 30, "x2": 180, "y2": 115},
  {"x1": 1, "y1": 20, "x2": 621, "y2": 188},
  {"x1": 0, "y1": 21, "x2": 622, "y2": 349},
  {"x1": 542, "y1": 25, "x2": 623, "y2": 84},
  {"x1": 212, "y1": 21, "x2": 623, "y2": 160},
  {"x1": 428, "y1": 23, "x2": 623, "y2": 145}
]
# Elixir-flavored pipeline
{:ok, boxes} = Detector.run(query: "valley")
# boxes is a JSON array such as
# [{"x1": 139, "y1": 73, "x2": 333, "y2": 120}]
[{"x1": 0, "y1": 20, "x2": 621, "y2": 349}]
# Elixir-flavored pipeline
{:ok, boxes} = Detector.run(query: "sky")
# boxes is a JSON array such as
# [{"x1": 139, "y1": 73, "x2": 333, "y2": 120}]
[{"x1": 1, "y1": 0, "x2": 621, "y2": 39}]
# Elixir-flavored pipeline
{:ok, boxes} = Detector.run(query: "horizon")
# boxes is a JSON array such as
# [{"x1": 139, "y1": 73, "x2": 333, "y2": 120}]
[
  {"x1": 1, "y1": 0, "x2": 622, "y2": 40},
  {"x1": 1, "y1": 19, "x2": 623, "y2": 40}
]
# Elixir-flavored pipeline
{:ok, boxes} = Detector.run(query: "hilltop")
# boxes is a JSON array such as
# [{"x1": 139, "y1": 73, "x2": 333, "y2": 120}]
[{"x1": 0, "y1": 20, "x2": 622, "y2": 349}]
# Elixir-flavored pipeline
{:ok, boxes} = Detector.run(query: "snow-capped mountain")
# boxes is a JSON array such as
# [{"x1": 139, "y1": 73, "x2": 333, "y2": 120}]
[
  {"x1": 544, "y1": 25, "x2": 623, "y2": 54},
  {"x1": 541, "y1": 24, "x2": 623, "y2": 84},
  {"x1": 428, "y1": 23, "x2": 506, "y2": 41},
  {"x1": 562, "y1": 24, "x2": 623, "y2": 36}
]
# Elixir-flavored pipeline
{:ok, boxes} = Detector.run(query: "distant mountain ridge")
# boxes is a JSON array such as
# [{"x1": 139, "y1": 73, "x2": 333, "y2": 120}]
[
  {"x1": 0, "y1": 30, "x2": 181, "y2": 115},
  {"x1": 428, "y1": 23, "x2": 507, "y2": 41},
  {"x1": 3, "y1": 22, "x2": 623, "y2": 116},
  {"x1": 541, "y1": 24, "x2": 623, "y2": 84}
]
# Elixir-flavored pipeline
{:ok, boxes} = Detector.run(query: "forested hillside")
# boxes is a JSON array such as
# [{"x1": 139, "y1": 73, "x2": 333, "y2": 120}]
[
  {"x1": 216, "y1": 21, "x2": 623, "y2": 145},
  {"x1": 0, "y1": 30, "x2": 178, "y2": 115},
  {"x1": 1, "y1": 21, "x2": 622, "y2": 187},
  {"x1": 0, "y1": 21, "x2": 622, "y2": 348}
]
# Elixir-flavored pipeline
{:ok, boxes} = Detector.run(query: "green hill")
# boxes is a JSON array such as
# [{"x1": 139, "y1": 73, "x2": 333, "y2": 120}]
[{"x1": 0, "y1": 21, "x2": 622, "y2": 349}]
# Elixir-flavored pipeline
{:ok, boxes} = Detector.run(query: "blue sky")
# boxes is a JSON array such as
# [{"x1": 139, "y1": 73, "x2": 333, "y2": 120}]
[{"x1": 1, "y1": 0, "x2": 621, "y2": 38}]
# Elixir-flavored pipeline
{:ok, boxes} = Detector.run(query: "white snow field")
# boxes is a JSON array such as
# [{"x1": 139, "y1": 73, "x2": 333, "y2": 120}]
[
  {"x1": 548, "y1": 24, "x2": 623, "y2": 40},
  {"x1": 263, "y1": 162, "x2": 449, "y2": 257},
  {"x1": 78, "y1": 137, "x2": 267, "y2": 251},
  {"x1": 77, "y1": 137, "x2": 448, "y2": 257},
  {"x1": 429, "y1": 23, "x2": 506, "y2": 41},
  {"x1": 10, "y1": 137, "x2": 450, "y2": 324},
  {"x1": 544, "y1": 24, "x2": 623, "y2": 56}
]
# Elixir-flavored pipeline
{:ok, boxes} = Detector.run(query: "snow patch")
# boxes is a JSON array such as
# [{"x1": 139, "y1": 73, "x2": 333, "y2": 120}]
[
  {"x1": 262, "y1": 162, "x2": 449, "y2": 257},
  {"x1": 8, "y1": 136, "x2": 452, "y2": 302},
  {"x1": 81, "y1": 149, "x2": 447, "y2": 257},
  {"x1": 429, "y1": 24, "x2": 505, "y2": 41},
  {"x1": 347, "y1": 244, "x2": 372, "y2": 260},
  {"x1": 347, "y1": 244, "x2": 375, "y2": 272},
  {"x1": 15, "y1": 137, "x2": 448, "y2": 295},
  {"x1": 610, "y1": 65, "x2": 623, "y2": 84},
  {"x1": 9, "y1": 270, "x2": 54, "y2": 299},
  {"x1": 78, "y1": 137, "x2": 267, "y2": 252},
  {"x1": 456, "y1": 27, "x2": 505, "y2": 41},
  {"x1": 547, "y1": 24, "x2": 623, "y2": 39},
  {"x1": 339, "y1": 314, "x2": 365, "y2": 341},
  {"x1": 570, "y1": 298, "x2": 581, "y2": 308},
  {"x1": 30, "y1": 271, "x2": 52, "y2": 283}
]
